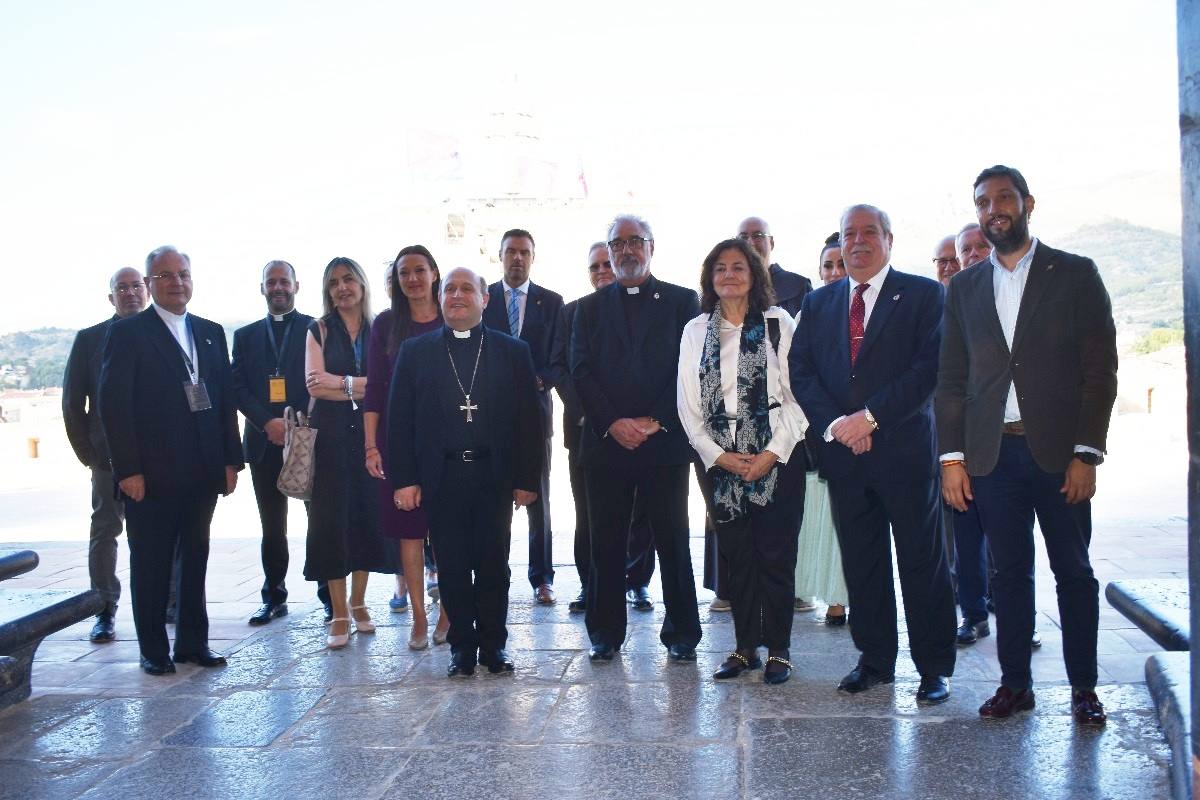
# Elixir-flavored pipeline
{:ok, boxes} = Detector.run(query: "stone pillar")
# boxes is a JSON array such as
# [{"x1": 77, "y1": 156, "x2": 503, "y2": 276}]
[{"x1": 1183, "y1": 2, "x2": 1200, "y2": 798}]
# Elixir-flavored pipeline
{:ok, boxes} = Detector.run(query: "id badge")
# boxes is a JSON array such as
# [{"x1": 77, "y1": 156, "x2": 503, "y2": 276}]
[
  {"x1": 184, "y1": 381, "x2": 213, "y2": 412},
  {"x1": 268, "y1": 375, "x2": 287, "y2": 404}
]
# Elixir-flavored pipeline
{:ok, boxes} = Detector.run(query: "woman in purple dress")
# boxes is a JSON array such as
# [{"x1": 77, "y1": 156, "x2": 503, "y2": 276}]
[{"x1": 364, "y1": 244, "x2": 449, "y2": 649}]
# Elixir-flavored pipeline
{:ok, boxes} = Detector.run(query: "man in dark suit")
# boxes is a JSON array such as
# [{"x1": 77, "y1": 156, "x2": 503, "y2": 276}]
[
  {"x1": 98, "y1": 245, "x2": 243, "y2": 675},
  {"x1": 62, "y1": 267, "x2": 147, "y2": 643},
  {"x1": 231, "y1": 260, "x2": 314, "y2": 626},
  {"x1": 937, "y1": 165, "x2": 1118, "y2": 726},
  {"x1": 548, "y1": 242, "x2": 656, "y2": 614},
  {"x1": 790, "y1": 204, "x2": 957, "y2": 704},
  {"x1": 737, "y1": 216, "x2": 813, "y2": 317},
  {"x1": 389, "y1": 267, "x2": 542, "y2": 678},
  {"x1": 482, "y1": 229, "x2": 564, "y2": 606},
  {"x1": 570, "y1": 214, "x2": 703, "y2": 662}
]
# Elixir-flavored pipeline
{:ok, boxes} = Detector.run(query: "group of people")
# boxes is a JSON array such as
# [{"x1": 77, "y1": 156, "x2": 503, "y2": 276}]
[{"x1": 62, "y1": 163, "x2": 1117, "y2": 726}]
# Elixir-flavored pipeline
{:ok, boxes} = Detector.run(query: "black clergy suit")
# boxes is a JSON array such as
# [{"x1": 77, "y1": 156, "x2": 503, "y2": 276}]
[
  {"x1": 483, "y1": 280, "x2": 564, "y2": 590},
  {"x1": 790, "y1": 268, "x2": 956, "y2": 679},
  {"x1": 231, "y1": 309, "x2": 313, "y2": 606},
  {"x1": 936, "y1": 242, "x2": 1117, "y2": 690},
  {"x1": 570, "y1": 276, "x2": 702, "y2": 650},
  {"x1": 98, "y1": 306, "x2": 243, "y2": 663},
  {"x1": 388, "y1": 324, "x2": 542, "y2": 658},
  {"x1": 549, "y1": 299, "x2": 655, "y2": 594},
  {"x1": 768, "y1": 263, "x2": 814, "y2": 319}
]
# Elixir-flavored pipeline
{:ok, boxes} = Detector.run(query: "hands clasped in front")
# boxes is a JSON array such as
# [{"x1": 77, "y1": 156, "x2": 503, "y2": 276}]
[
  {"x1": 608, "y1": 416, "x2": 661, "y2": 450},
  {"x1": 832, "y1": 409, "x2": 874, "y2": 455},
  {"x1": 715, "y1": 450, "x2": 779, "y2": 482}
]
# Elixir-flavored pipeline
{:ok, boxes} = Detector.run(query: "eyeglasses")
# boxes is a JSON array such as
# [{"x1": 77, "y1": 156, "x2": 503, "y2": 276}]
[
  {"x1": 113, "y1": 283, "x2": 146, "y2": 294},
  {"x1": 932, "y1": 258, "x2": 960, "y2": 269},
  {"x1": 737, "y1": 232, "x2": 770, "y2": 241},
  {"x1": 149, "y1": 271, "x2": 192, "y2": 283},
  {"x1": 608, "y1": 237, "x2": 650, "y2": 253}
]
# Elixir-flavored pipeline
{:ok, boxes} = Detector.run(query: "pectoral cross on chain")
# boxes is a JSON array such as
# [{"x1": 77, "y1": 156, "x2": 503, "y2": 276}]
[{"x1": 459, "y1": 394, "x2": 479, "y2": 422}]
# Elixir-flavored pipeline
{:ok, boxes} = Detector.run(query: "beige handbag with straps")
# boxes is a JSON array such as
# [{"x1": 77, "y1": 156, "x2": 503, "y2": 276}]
[{"x1": 276, "y1": 320, "x2": 324, "y2": 500}]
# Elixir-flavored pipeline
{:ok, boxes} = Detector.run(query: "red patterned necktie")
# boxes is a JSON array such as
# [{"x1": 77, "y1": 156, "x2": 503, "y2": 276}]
[{"x1": 849, "y1": 283, "x2": 868, "y2": 363}]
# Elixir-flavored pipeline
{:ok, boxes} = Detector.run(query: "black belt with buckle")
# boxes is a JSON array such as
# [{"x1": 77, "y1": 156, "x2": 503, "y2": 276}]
[
  {"x1": 1002, "y1": 421, "x2": 1025, "y2": 436},
  {"x1": 447, "y1": 449, "x2": 490, "y2": 462}
]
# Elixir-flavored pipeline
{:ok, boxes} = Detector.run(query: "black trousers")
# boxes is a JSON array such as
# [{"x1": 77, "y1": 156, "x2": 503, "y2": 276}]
[
  {"x1": 584, "y1": 462, "x2": 700, "y2": 649},
  {"x1": 525, "y1": 437, "x2": 554, "y2": 587},
  {"x1": 715, "y1": 460, "x2": 805, "y2": 651},
  {"x1": 568, "y1": 444, "x2": 655, "y2": 590},
  {"x1": 250, "y1": 446, "x2": 291, "y2": 605},
  {"x1": 826, "y1": 473, "x2": 957, "y2": 678},
  {"x1": 696, "y1": 461, "x2": 727, "y2": 598},
  {"x1": 973, "y1": 434, "x2": 1098, "y2": 690},
  {"x1": 125, "y1": 488, "x2": 218, "y2": 661},
  {"x1": 428, "y1": 459, "x2": 513, "y2": 654}
]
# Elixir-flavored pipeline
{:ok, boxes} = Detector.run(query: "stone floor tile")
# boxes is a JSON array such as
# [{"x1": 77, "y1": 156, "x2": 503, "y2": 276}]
[
  {"x1": 281, "y1": 685, "x2": 446, "y2": 748},
  {"x1": 268, "y1": 652, "x2": 420, "y2": 688},
  {"x1": 399, "y1": 649, "x2": 575, "y2": 684},
  {"x1": 164, "y1": 657, "x2": 301, "y2": 697},
  {"x1": 30, "y1": 659, "x2": 109, "y2": 689},
  {"x1": 381, "y1": 743, "x2": 740, "y2": 800},
  {"x1": 0, "y1": 757, "x2": 118, "y2": 800},
  {"x1": 162, "y1": 688, "x2": 324, "y2": 747},
  {"x1": 543, "y1": 682, "x2": 739, "y2": 743},
  {"x1": 420, "y1": 685, "x2": 562, "y2": 744},
  {"x1": 0, "y1": 694, "x2": 104, "y2": 746}
]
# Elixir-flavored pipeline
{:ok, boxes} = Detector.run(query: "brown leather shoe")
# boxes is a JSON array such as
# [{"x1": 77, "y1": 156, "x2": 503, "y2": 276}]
[
  {"x1": 534, "y1": 584, "x2": 556, "y2": 605},
  {"x1": 1071, "y1": 689, "x2": 1107, "y2": 727},
  {"x1": 979, "y1": 685, "x2": 1035, "y2": 719}
]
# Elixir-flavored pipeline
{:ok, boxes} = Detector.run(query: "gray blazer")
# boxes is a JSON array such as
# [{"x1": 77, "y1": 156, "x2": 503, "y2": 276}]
[{"x1": 935, "y1": 242, "x2": 1118, "y2": 475}]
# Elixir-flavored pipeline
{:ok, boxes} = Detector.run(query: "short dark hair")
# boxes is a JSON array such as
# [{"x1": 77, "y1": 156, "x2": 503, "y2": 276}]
[
  {"x1": 973, "y1": 165, "x2": 1031, "y2": 199},
  {"x1": 499, "y1": 229, "x2": 535, "y2": 250},
  {"x1": 698, "y1": 238, "x2": 776, "y2": 314}
]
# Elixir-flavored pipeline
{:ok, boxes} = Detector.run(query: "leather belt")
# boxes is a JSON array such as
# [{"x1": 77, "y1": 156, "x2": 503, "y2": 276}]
[
  {"x1": 1002, "y1": 421, "x2": 1025, "y2": 436},
  {"x1": 446, "y1": 449, "x2": 490, "y2": 462}
]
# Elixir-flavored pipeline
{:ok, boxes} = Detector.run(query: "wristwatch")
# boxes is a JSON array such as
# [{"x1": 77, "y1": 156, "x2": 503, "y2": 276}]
[
  {"x1": 864, "y1": 408, "x2": 879, "y2": 430},
  {"x1": 1074, "y1": 451, "x2": 1104, "y2": 466}
]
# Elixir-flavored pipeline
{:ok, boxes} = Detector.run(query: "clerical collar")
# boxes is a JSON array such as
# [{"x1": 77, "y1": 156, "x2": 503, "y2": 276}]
[
  {"x1": 625, "y1": 286, "x2": 640, "y2": 295},
  {"x1": 270, "y1": 309, "x2": 295, "y2": 322},
  {"x1": 447, "y1": 323, "x2": 482, "y2": 340}
]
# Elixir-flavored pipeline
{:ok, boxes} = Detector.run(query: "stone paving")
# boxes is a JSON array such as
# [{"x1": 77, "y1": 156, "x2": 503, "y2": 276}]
[{"x1": 0, "y1": 517, "x2": 1180, "y2": 800}]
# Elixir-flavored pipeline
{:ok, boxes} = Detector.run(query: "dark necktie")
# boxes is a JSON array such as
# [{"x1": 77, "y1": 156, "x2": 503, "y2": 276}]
[{"x1": 849, "y1": 283, "x2": 868, "y2": 363}]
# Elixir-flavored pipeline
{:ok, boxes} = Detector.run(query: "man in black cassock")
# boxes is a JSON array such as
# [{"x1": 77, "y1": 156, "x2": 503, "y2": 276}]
[{"x1": 388, "y1": 267, "x2": 542, "y2": 677}]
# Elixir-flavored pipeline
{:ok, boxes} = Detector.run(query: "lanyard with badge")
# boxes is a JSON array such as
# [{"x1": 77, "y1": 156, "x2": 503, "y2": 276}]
[
  {"x1": 176, "y1": 317, "x2": 213, "y2": 412},
  {"x1": 265, "y1": 315, "x2": 294, "y2": 404}
]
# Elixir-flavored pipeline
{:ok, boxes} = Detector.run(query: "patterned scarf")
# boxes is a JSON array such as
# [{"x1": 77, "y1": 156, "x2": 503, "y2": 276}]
[{"x1": 699, "y1": 305, "x2": 778, "y2": 523}]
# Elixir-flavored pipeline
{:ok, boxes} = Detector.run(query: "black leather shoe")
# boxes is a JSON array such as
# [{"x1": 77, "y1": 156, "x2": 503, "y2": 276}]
[
  {"x1": 248, "y1": 602, "x2": 289, "y2": 626},
  {"x1": 979, "y1": 685, "x2": 1035, "y2": 719},
  {"x1": 956, "y1": 618, "x2": 990, "y2": 645},
  {"x1": 763, "y1": 655, "x2": 793, "y2": 685},
  {"x1": 323, "y1": 604, "x2": 334, "y2": 623},
  {"x1": 479, "y1": 648, "x2": 515, "y2": 674},
  {"x1": 667, "y1": 644, "x2": 697, "y2": 661},
  {"x1": 588, "y1": 642, "x2": 616, "y2": 661},
  {"x1": 89, "y1": 613, "x2": 116, "y2": 643},
  {"x1": 173, "y1": 648, "x2": 227, "y2": 668},
  {"x1": 837, "y1": 663, "x2": 894, "y2": 693},
  {"x1": 916, "y1": 675, "x2": 951, "y2": 705},
  {"x1": 447, "y1": 651, "x2": 476, "y2": 677},
  {"x1": 627, "y1": 586, "x2": 653, "y2": 611},
  {"x1": 568, "y1": 589, "x2": 587, "y2": 613},
  {"x1": 140, "y1": 656, "x2": 176, "y2": 676},
  {"x1": 713, "y1": 651, "x2": 761, "y2": 679},
  {"x1": 1071, "y1": 688, "x2": 1107, "y2": 727}
]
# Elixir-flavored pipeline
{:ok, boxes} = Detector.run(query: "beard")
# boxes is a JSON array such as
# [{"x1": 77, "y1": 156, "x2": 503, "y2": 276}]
[
  {"x1": 984, "y1": 212, "x2": 1031, "y2": 255},
  {"x1": 614, "y1": 255, "x2": 648, "y2": 283}
]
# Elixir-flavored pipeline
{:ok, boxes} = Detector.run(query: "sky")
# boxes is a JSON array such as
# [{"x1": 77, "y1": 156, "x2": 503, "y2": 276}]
[{"x1": 0, "y1": 0, "x2": 1183, "y2": 333}]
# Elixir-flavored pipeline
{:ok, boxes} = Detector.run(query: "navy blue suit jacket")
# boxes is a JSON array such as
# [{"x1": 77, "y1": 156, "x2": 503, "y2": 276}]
[
  {"x1": 789, "y1": 267, "x2": 943, "y2": 482},
  {"x1": 231, "y1": 311, "x2": 314, "y2": 464},
  {"x1": 98, "y1": 306, "x2": 243, "y2": 498},
  {"x1": 569, "y1": 276, "x2": 699, "y2": 468},
  {"x1": 482, "y1": 280, "x2": 564, "y2": 438},
  {"x1": 387, "y1": 326, "x2": 542, "y2": 500}
]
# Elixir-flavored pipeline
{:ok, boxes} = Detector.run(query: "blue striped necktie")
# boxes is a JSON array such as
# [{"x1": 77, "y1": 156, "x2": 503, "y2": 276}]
[{"x1": 507, "y1": 288, "x2": 521, "y2": 336}]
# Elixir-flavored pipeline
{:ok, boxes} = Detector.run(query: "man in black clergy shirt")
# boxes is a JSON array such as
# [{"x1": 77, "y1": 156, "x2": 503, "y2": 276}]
[
  {"x1": 231, "y1": 260, "x2": 315, "y2": 626},
  {"x1": 737, "y1": 216, "x2": 813, "y2": 317},
  {"x1": 481, "y1": 229, "x2": 564, "y2": 606},
  {"x1": 570, "y1": 214, "x2": 703, "y2": 662},
  {"x1": 98, "y1": 245, "x2": 243, "y2": 675},
  {"x1": 62, "y1": 266, "x2": 147, "y2": 643},
  {"x1": 389, "y1": 267, "x2": 542, "y2": 678},
  {"x1": 937, "y1": 165, "x2": 1118, "y2": 726}
]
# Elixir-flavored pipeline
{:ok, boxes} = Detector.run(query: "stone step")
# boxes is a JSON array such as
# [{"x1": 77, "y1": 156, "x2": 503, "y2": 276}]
[
  {"x1": 1105, "y1": 579, "x2": 1189, "y2": 651},
  {"x1": 0, "y1": 550, "x2": 38, "y2": 582},
  {"x1": 1146, "y1": 652, "x2": 1191, "y2": 800}
]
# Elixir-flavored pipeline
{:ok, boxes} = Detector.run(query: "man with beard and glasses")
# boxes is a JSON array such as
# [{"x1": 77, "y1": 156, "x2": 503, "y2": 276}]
[
  {"x1": 63, "y1": 267, "x2": 148, "y2": 643},
  {"x1": 571, "y1": 214, "x2": 703, "y2": 663},
  {"x1": 231, "y1": 260, "x2": 318, "y2": 626},
  {"x1": 937, "y1": 165, "x2": 1117, "y2": 726}
]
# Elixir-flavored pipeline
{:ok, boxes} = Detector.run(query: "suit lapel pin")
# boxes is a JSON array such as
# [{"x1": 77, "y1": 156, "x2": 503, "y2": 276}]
[
  {"x1": 1047, "y1": 262, "x2": 1055, "y2": 270},
  {"x1": 654, "y1": 293, "x2": 660, "y2": 299},
  {"x1": 205, "y1": 338, "x2": 212, "y2": 345},
  {"x1": 892, "y1": 293, "x2": 900, "y2": 301}
]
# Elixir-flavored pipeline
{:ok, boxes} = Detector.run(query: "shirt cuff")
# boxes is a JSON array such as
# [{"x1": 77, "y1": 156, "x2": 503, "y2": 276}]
[
  {"x1": 939, "y1": 452, "x2": 965, "y2": 462},
  {"x1": 823, "y1": 415, "x2": 846, "y2": 442},
  {"x1": 1074, "y1": 445, "x2": 1103, "y2": 457}
]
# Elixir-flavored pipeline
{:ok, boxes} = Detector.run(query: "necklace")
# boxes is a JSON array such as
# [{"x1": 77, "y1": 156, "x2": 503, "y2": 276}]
[{"x1": 445, "y1": 329, "x2": 484, "y2": 422}]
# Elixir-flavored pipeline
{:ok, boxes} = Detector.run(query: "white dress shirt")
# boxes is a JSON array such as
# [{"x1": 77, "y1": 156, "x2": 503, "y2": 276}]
[
  {"x1": 504, "y1": 279, "x2": 531, "y2": 336},
  {"x1": 153, "y1": 303, "x2": 198, "y2": 383},
  {"x1": 822, "y1": 265, "x2": 892, "y2": 441},
  {"x1": 677, "y1": 307, "x2": 807, "y2": 471}
]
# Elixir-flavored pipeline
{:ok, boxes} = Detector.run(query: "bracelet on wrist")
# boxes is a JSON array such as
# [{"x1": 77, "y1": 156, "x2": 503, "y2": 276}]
[{"x1": 940, "y1": 459, "x2": 965, "y2": 468}]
